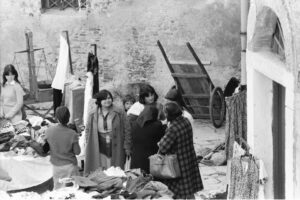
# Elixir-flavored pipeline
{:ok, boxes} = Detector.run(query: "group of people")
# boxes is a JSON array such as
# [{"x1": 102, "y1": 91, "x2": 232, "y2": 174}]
[
  {"x1": 83, "y1": 84, "x2": 203, "y2": 198},
  {"x1": 0, "y1": 64, "x2": 203, "y2": 199}
]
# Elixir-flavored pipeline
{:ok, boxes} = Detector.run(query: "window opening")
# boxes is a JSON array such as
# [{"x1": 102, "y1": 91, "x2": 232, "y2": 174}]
[
  {"x1": 41, "y1": 0, "x2": 88, "y2": 11},
  {"x1": 271, "y1": 19, "x2": 285, "y2": 61}
]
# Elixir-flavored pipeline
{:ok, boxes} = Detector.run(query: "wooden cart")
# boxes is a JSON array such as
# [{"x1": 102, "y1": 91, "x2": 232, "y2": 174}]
[{"x1": 157, "y1": 40, "x2": 225, "y2": 128}]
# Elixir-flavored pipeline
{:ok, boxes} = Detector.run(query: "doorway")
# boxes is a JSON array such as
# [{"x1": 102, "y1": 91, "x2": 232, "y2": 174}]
[{"x1": 272, "y1": 81, "x2": 285, "y2": 199}]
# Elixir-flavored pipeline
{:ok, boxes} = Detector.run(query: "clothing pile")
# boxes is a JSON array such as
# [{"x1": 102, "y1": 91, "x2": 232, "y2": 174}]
[
  {"x1": 61, "y1": 167, "x2": 174, "y2": 199},
  {"x1": 86, "y1": 167, "x2": 125, "y2": 198},
  {"x1": 0, "y1": 120, "x2": 14, "y2": 145},
  {"x1": 124, "y1": 175, "x2": 173, "y2": 199},
  {"x1": 197, "y1": 142, "x2": 226, "y2": 166},
  {"x1": 88, "y1": 170, "x2": 173, "y2": 199},
  {"x1": 0, "y1": 117, "x2": 55, "y2": 156}
]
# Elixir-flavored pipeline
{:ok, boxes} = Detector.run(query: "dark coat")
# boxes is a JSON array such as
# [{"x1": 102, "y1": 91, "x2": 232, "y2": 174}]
[
  {"x1": 124, "y1": 114, "x2": 138, "y2": 153},
  {"x1": 158, "y1": 116, "x2": 203, "y2": 198},
  {"x1": 84, "y1": 105, "x2": 126, "y2": 175},
  {"x1": 87, "y1": 52, "x2": 99, "y2": 96},
  {"x1": 124, "y1": 102, "x2": 165, "y2": 154},
  {"x1": 131, "y1": 120, "x2": 165, "y2": 173}
]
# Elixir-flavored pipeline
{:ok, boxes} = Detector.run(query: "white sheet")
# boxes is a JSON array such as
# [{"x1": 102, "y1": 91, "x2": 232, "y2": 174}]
[
  {"x1": 51, "y1": 34, "x2": 69, "y2": 92},
  {"x1": 0, "y1": 153, "x2": 52, "y2": 191}
]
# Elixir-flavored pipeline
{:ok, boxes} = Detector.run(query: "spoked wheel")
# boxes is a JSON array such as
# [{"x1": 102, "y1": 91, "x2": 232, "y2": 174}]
[{"x1": 209, "y1": 87, "x2": 225, "y2": 128}]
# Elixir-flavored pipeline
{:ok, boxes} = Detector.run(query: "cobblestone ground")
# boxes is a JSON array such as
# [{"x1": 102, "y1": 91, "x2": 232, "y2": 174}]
[{"x1": 193, "y1": 120, "x2": 227, "y2": 199}]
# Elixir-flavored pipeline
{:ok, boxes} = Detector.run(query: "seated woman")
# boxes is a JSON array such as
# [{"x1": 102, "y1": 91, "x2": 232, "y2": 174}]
[
  {"x1": 130, "y1": 105, "x2": 166, "y2": 173},
  {"x1": 0, "y1": 64, "x2": 25, "y2": 124},
  {"x1": 124, "y1": 84, "x2": 165, "y2": 157}
]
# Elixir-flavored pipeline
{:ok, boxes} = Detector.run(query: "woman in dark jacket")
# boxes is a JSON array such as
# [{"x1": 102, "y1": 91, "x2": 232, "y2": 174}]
[
  {"x1": 158, "y1": 102, "x2": 203, "y2": 199},
  {"x1": 130, "y1": 105, "x2": 166, "y2": 173},
  {"x1": 124, "y1": 84, "x2": 165, "y2": 157}
]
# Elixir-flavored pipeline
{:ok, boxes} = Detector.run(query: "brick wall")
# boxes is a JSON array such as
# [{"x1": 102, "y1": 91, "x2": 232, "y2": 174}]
[{"x1": 0, "y1": 0, "x2": 241, "y2": 99}]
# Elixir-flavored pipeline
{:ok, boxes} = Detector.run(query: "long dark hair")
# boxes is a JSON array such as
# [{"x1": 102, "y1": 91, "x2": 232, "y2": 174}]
[
  {"x1": 2, "y1": 64, "x2": 20, "y2": 86},
  {"x1": 139, "y1": 84, "x2": 158, "y2": 105},
  {"x1": 94, "y1": 89, "x2": 113, "y2": 108}
]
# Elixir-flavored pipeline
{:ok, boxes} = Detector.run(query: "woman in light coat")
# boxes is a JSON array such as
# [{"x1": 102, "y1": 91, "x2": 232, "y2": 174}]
[
  {"x1": 0, "y1": 64, "x2": 25, "y2": 124},
  {"x1": 84, "y1": 90, "x2": 126, "y2": 175}
]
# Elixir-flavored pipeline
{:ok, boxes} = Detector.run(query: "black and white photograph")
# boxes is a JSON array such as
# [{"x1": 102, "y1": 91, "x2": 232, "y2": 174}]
[{"x1": 0, "y1": 0, "x2": 298, "y2": 199}]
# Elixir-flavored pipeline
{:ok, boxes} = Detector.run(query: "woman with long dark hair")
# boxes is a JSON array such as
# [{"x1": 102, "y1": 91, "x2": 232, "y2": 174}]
[
  {"x1": 84, "y1": 89, "x2": 126, "y2": 174},
  {"x1": 124, "y1": 84, "x2": 165, "y2": 157},
  {"x1": 0, "y1": 64, "x2": 25, "y2": 123}
]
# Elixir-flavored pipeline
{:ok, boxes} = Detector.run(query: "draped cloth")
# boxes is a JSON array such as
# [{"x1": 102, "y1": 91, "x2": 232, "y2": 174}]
[
  {"x1": 225, "y1": 90, "x2": 247, "y2": 160},
  {"x1": 51, "y1": 34, "x2": 70, "y2": 113},
  {"x1": 51, "y1": 34, "x2": 69, "y2": 92},
  {"x1": 87, "y1": 53, "x2": 99, "y2": 96}
]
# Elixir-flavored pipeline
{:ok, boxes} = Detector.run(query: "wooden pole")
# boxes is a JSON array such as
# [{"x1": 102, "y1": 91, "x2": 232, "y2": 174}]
[
  {"x1": 62, "y1": 30, "x2": 74, "y2": 75},
  {"x1": 186, "y1": 42, "x2": 215, "y2": 90},
  {"x1": 241, "y1": 0, "x2": 249, "y2": 86},
  {"x1": 25, "y1": 30, "x2": 39, "y2": 100},
  {"x1": 157, "y1": 40, "x2": 190, "y2": 109}
]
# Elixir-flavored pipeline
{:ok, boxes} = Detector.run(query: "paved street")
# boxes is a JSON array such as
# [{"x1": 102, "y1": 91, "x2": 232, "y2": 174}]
[{"x1": 193, "y1": 120, "x2": 227, "y2": 199}]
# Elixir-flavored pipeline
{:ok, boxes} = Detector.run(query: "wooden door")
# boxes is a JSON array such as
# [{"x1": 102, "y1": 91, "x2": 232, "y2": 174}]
[{"x1": 272, "y1": 81, "x2": 285, "y2": 199}]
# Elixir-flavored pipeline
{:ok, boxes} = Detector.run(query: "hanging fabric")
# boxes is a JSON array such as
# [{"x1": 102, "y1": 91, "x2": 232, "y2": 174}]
[
  {"x1": 87, "y1": 52, "x2": 99, "y2": 95},
  {"x1": 51, "y1": 34, "x2": 70, "y2": 92},
  {"x1": 53, "y1": 89, "x2": 63, "y2": 114},
  {"x1": 228, "y1": 156, "x2": 259, "y2": 199},
  {"x1": 83, "y1": 72, "x2": 94, "y2": 127},
  {"x1": 257, "y1": 159, "x2": 268, "y2": 200},
  {"x1": 51, "y1": 34, "x2": 70, "y2": 113},
  {"x1": 225, "y1": 90, "x2": 247, "y2": 160}
]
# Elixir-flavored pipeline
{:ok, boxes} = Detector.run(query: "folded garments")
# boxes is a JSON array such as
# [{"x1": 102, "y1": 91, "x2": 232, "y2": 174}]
[
  {"x1": 104, "y1": 166, "x2": 126, "y2": 177},
  {"x1": 72, "y1": 176, "x2": 97, "y2": 188},
  {"x1": 88, "y1": 168, "x2": 124, "y2": 192},
  {"x1": 0, "y1": 142, "x2": 11, "y2": 152},
  {"x1": 0, "y1": 132, "x2": 14, "y2": 144},
  {"x1": 28, "y1": 140, "x2": 48, "y2": 156},
  {"x1": 126, "y1": 175, "x2": 152, "y2": 194}
]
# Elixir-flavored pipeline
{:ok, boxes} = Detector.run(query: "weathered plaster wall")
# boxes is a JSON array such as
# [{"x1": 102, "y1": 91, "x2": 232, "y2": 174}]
[
  {"x1": 247, "y1": 0, "x2": 300, "y2": 198},
  {"x1": 0, "y1": 0, "x2": 240, "y2": 98},
  {"x1": 291, "y1": 0, "x2": 300, "y2": 197},
  {"x1": 247, "y1": 51, "x2": 295, "y2": 198},
  {"x1": 250, "y1": 66, "x2": 274, "y2": 198}
]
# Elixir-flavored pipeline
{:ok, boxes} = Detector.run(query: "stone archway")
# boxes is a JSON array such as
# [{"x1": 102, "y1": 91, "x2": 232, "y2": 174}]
[{"x1": 246, "y1": 0, "x2": 296, "y2": 198}]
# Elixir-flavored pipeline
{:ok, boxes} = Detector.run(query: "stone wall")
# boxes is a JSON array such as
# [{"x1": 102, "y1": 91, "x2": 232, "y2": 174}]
[{"x1": 0, "y1": 0, "x2": 241, "y2": 99}]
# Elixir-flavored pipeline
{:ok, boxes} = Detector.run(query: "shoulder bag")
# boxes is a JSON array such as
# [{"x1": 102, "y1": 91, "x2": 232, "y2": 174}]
[{"x1": 149, "y1": 153, "x2": 181, "y2": 179}]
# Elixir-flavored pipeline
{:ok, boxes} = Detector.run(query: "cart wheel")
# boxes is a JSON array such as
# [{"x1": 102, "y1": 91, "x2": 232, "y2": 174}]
[{"x1": 209, "y1": 87, "x2": 225, "y2": 128}]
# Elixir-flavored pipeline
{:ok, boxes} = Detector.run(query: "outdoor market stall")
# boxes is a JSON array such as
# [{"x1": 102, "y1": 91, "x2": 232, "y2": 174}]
[
  {"x1": 0, "y1": 166, "x2": 174, "y2": 199},
  {"x1": 0, "y1": 117, "x2": 54, "y2": 192}
]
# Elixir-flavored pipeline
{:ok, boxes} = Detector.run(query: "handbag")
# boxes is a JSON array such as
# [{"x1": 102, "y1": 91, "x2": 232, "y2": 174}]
[{"x1": 149, "y1": 153, "x2": 181, "y2": 179}]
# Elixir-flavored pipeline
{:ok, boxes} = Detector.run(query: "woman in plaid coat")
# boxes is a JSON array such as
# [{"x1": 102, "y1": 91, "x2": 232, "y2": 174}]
[{"x1": 158, "y1": 102, "x2": 203, "y2": 199}]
